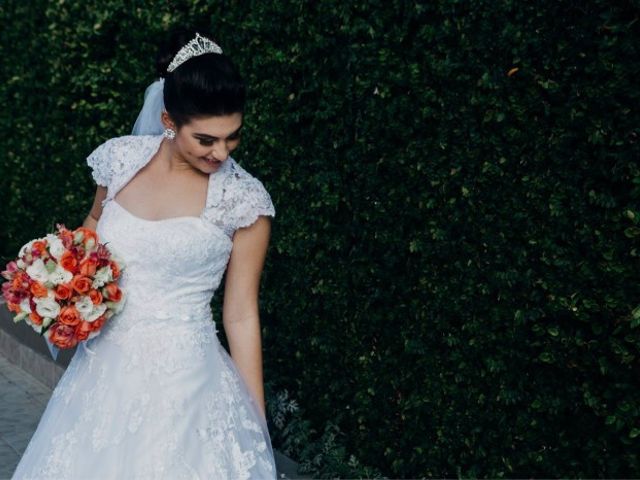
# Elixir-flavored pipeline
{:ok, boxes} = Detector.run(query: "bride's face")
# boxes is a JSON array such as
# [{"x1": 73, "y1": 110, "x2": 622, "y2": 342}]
[{"x1": 171, "y1": 112, "x2": 243, "y2": 172}]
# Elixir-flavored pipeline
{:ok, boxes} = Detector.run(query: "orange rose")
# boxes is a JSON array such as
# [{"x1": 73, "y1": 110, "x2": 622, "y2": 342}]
[
  {"x1": 58, "y1": 305, "x2": 81, "y2": 326},
  {"x1": 73, "y1": 227, "x2": 99, "y2": 247},
  {"x1": 29, "y1": 312, "x2": 43, "y2": 325},
  {"x1": 75, "y1": 321, "x2": 93, "y2": 341},
  {"x1": 12, "y1": 276, "x2": 23, "y2": 290},
  {"x1": 91, "y1": 314, "x2": 106, "y2": 331},
  {"x1": 13, "y1": 271, "x2": 29, "y2": 287},
  {"x1": 32, "y1": 240, "x2": 47, "y2": 254},
  {"x1": 55, "y1": 284, "x2": 73, "y2": 301},
  {"x1": 71, "y1": 275, "x2": 92, "y2": 295},
  {"x1": 7, "y1": 302, "x2": 21, "y2": 313},
  {"x1": 58, "y1": 228, "x2": 74, "y2": 248},
  {"x1": 109, "y1": 260, "x2": 121, "y2": 279},
  {"x1": 79, "y1": 258, "x2": 98, "y2": 277},
  {"x1": 60, "y1": 251, "x2": 78, "y2": 273},
  {"x1": 48, "y1": 323, "x2": 77, "y2": 349},
  {"x1": 104, "y1": 283, "x2": 122, "y2": 302},
  {"x1": 29, "y1": 281, "x2": 48, "y2": 298},
  {"x1": 88, "y1": 289, "x2": 103, "y2": 305}
]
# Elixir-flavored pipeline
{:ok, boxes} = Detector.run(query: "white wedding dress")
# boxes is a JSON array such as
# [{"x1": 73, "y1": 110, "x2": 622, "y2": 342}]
[{"x1": 12, "y1": 134, "x2": 277, "y2": 479}]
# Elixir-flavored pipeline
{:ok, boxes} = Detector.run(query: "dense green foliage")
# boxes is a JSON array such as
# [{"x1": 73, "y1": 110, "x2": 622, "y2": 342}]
[{"x1": 1, "y1": 1, "x2": 639, "y2": 477}]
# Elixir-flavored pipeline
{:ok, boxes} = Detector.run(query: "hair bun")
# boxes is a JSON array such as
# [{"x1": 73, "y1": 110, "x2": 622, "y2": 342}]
[{"x1": 157, "y1": 26, "x2": 246, "y2": 128}]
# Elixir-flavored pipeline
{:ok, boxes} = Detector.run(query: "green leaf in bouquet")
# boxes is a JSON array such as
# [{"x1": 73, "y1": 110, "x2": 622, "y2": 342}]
[{"x1": 45, "y1": 259, "x2": 56, "y2": 273}]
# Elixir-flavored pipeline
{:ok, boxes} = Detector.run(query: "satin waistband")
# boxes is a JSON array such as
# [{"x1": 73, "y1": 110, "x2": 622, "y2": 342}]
[
  {"x1": 105, "y1": 300, "x2": 215, "y2": 336},
  {"x1": 118, "y1": 299, "x2": 213, "y2": 321},
  {"x1": 82, "y1": 301, "x2": 217, "y2": 356}
]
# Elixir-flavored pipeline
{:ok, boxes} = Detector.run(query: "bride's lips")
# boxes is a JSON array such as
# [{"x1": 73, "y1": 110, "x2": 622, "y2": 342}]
[{"x1": 202, "y1": 157, "x2": 222, "y2": 167}]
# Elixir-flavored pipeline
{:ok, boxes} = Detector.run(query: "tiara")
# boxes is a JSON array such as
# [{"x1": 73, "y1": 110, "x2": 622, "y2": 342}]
[{"x1": 167, "y1": 32, "x2": 223, "y2": 73}]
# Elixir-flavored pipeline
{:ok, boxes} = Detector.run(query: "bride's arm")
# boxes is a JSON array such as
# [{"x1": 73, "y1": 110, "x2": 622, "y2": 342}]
[
  {"x1": 83, "y1": 186, "x2": 108, "y2": 229},
  {"x1": 222, "y1": 215, "x2": 272, "y2": 419}
]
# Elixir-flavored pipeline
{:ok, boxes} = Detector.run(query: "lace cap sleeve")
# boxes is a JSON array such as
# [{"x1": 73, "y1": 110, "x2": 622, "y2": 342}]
[
  {"x1": 233, "y1": 176, "x2": 276, "y2": 231},
  {"x1": 86, "y1": 137, "x2": 118, "y2": 187},
  {"x1": 201, "y1": 159, "x2": 277, "y2": 238}
]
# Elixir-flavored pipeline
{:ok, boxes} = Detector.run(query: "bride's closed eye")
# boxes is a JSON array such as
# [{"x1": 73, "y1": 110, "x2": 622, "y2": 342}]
[{"x1": 198, "y1": 132, "x2": 241, "y2": 146}]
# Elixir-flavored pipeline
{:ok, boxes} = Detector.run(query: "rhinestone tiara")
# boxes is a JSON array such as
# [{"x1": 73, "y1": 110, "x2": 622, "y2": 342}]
[{"x1": 167, "y1": 32, "x2": 223, "y2": 73}]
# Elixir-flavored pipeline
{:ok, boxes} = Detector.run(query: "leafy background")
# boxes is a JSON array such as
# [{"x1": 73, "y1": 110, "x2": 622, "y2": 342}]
[{"x1": 0, "y1": 0, "x2": 639, "y2": 477}]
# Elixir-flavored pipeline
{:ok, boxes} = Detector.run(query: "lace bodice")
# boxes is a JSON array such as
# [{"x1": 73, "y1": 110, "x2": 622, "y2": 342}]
[{"x1": 85, "y1": 134, "x2": 276, "y2": 331}]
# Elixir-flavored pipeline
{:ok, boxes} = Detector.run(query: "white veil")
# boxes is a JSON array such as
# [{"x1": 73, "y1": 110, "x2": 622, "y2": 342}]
[{"x1": 131, "y1": 78, "x2": 166, "y2": 135}]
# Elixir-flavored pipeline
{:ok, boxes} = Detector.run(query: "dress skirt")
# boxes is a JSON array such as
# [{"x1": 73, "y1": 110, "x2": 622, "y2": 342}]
[{"x1": 11, "y1": 306, "x2": 277, "y2": 480}]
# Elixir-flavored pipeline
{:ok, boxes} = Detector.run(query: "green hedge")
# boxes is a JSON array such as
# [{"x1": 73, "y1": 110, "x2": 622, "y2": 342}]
[{"x1": 1, "y1": 0, "x2": 639, "y2": 477}]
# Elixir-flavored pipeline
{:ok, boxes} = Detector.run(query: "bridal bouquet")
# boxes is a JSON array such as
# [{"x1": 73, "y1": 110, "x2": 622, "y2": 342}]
[{"x1": 1, "y1": 224, "x2": 126, "y2": 354}]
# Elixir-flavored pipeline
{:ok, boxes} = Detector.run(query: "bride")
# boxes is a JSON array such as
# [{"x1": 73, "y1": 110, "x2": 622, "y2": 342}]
[{"x1": 12, "y1": 27, "x2": 278, "y2": 479}]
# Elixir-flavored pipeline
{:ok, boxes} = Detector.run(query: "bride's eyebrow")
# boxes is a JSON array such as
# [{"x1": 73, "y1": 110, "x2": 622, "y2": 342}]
[{"x1": 193, "y1": 124, "x2": 243, "y2": 140}]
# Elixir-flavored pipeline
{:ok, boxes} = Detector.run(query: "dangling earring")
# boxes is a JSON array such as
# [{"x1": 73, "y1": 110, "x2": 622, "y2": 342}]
[{"x1": 163, "y1": 127, "x2": 176, "y2": 140}]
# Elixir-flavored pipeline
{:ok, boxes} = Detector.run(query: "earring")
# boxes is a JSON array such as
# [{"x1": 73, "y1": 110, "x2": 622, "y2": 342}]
[{"x1": 163, "y1": 127, "x2": 176, "y2": 140}]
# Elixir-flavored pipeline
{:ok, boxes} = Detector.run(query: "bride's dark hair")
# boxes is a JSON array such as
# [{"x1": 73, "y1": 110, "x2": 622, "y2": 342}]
[{"x1": 156, "y1": 27, "x2": 246, "y2": 129}]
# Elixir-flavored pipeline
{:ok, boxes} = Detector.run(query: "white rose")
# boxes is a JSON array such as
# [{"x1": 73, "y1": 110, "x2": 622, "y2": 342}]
[
  {"x1": 85, "y1": 237, "x2": 96, "y2": 250},
  {"x1": 45, "y1": 234, "x2": 66, "y2": 261},
  {"x1": 75, "y1": 296, "x2": 94, "y2": 320},
  {"x1": 19, "y1": 298, "x2": 32, "y2": 314},
  {"x1": 18, "y1": 239, "x2": 38, "y2": 257},
  {"x1": 85, "y1": 303, "x2": 107, "y2": 323},
  {"x1": 92, "y1": 266, "x2": 113, "y2": 288},
  {"x1": 34, "y1": 296, "x2": 60, "y2": 319},
  {"x1": 49, "y1": 264, "x2": 73, "y2": 286},
  {"x1": 26, "y1": 258, "x2": 49, "y2": 283}
]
